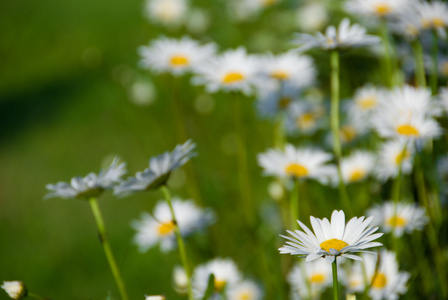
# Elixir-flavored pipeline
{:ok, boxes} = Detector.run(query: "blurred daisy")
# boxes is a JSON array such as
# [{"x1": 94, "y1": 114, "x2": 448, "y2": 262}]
[
  {"x1": 132, "y1": 198, "x2": 214, "y2": 252},
  {"x1": 345, "y1": 0, "x2": 415, "y2": 19},
  {"x1": 287, "y1": 259, "x2": 332, "y2": 299},
  {"x1": 1, "y1": 281, "x2": 26, "y2": 300},
  {"x1": 345, "y1": 261, "x2": 366, "y2": 293},
  {"x1": 296, "y1": 2, "x2": 328, "y2": 32},
  {"x1": 145, "y1": 296, "x2": 165, "y2": 300},
  {"x1": 192, "y1": 258, "x2": 242, "y2": 299},
  {"x1": 138, "y1": 36, "x2": 217, "y2": 76},
  {"x1": 257, "y1": 145, "x2": 334, "y2": 184},
  {"x1": 256, "y1": 84, "x2": 299, "y2": 119},
  {"x1": 347, "y1": 85, "x2": 385, "y2": 133},
  {"x1": 173, "y1": 266, "x2": 189, "y2": 294},
  {"x1": 416, "y1": 1, "x2": 448, "y2": 38},
  {"x1": 339, "y1": 124, "x2": 359, "y2": 144},
  {"x1": 279, "y1": 210, "x2": 383, "y2": 263},
  {"x1": 285, "y1": 101, "x2": 325, "y2": 136},
  {"x1": 389, "y1": 10, "x2": 422, "y2": 40},
  {"x1": 367, "y1": 201, "x2": 428, "y2": 237},
  {"x1": 229, "y1": 0, "x2": 281, "y2": 21},
  {"x1": 192, "y1": 47, "x2": 259, "y2": 95},
  {"x1": 226, "y1": 280, "x2": 263, "y2": 300},
  {"x1": 293, "y1": 18, "x2": 380, "y2": 52},
  {"x1": 144, "y1": 0, "x2": 188, "y2": 26},
  {"x1": 45, "y1": 157, "x2": 126, "y2": 200},
  {"x1": 364, "y1": 250, "x2": 410, "y2": 300},
  {"x1": 114, "y1": 140, "x2": 195, "y2": 195},
  {"x1": 375, "y1": 140, "x2": 414, "y2": 180},
  {"x1": 339, "y1": 151, "x2": 376, "y2": 184}
]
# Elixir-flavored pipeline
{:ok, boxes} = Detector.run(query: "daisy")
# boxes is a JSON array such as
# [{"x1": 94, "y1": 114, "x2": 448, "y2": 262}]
[
  {"x1": 131, "y1": 198, "x2": 214, "y2": 252},
  {"x1": 375, "y1": 140, "x2": 414, "y2": 180},
  {"x1": 229, "y1": 0, "x2": 281, "y2": 21},
  {"x1": 364, "y1": 250, "x2": 410, "y2": 300},
  {"x1": 257, "y1": 144, "x2": 334, "y2": 184},
  {"x1": 173, "y1": 266, "x2": 189, "y2": 294},
  {"x1": 367, "y1": 201, "x2": 428, "y2": 237},
  {"x1": 293, "y1": 18, "x2": 380, "y2": 52},
  {"x1": 345, "y1": 261, "x2": 366, "y2": 294},
  {"x1": 1, "y1": 281, "x2": 27, "y2": 300},
  {"x1": 345, "y1": 0, "x2": 415, "y2": 19},
  {"x1": 285, "y1": 101, "x2": 325, "y2": 136},
  {"x1": 279, "y1": 210, "x2": 383, "y2": 263},
  {"x1": 339, "y1": 151, "x2": 376, "y2": 184},
  {"x1": 256, "y1": 84, "x2": 299, "y2": 119},
  {"x1": 192, "y1": 258, "x2": 242, "y2": 299},
  {"x1": 138, "y1": 36, "x2": 217, "y2": 76},
  {"x1": 226, "y1": 280, "x2": 263, "y2": 300},
  {"x1": 389, "y1": 9, "x2": 422, "y2": 40},
  {"x1": 287, "y1": 259, "x2": 333, "y2": 299},
  {"x1": 145, "y1": 296, "x2": 165, "y2": 300},
  {"x1": 114, "y1": 140, "x2": 195, "y2": 195},
  {"x1": 296, "y1": 2, "x2": 328, "y2": 32},
  {"x1": 45, "y1": 157, "x2": 126, "y2": 200},
  {"x1": 192, "y1": 47, "x2": 259, "y2": 95},
  {"x1": 144, "y1": 0, "x2": 188, "y2": 26},
  {"x1": 416, "y1": 1, "x2": 448, "y2": 38}
]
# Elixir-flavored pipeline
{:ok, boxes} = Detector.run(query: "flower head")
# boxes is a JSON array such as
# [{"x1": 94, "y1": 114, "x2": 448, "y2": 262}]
[
  {"x1": 287, "y1": 259, "x2": 333, "y2": 299},
  {"x1": 345, "y1": 0, "x2": 415, "y2": 19},
  {"x1": 227, "y1": 280, "x2": 263, "y2": 300},
  {"x1": 145, "y1": 296, "x2": 165, "y2": 300},
  {"x1": 1, "y1": 281, "x2": 27, "y2": 300},
  {"x1": 416, "y1": 1, "x2": 448, "y2": 38},
  {"x1": 279, "y1": 210, "x2": 383, "y2": 263},
  {"x1": 285, "y1": 101, "x2": 325, "y2": 136},
  {"x1": 339, "y1": 150, "x2": 376, "y2": 184},
  {"x1": 45, "y1": 157, "x2": 126, "y2": 200},
  {"x1": 144, "y1": 0, "x2": 188, "y2": 26},
  {"x1": 375, "y1": 140, "x2": 414, "y2": 180},
  {"x1": 114, "y1": 140, "x2": 195, "y2": 195}
]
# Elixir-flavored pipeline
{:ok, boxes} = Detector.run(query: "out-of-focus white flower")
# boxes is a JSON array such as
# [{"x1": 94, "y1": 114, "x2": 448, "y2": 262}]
[
  {"x1": 297, "y1": 2, "x2": 328, "y2": 32},
  {"x1": 229, "y1": 0, "x2": 281, "y2": 22},
  {"x1": 132, "y1": 198, "x2": 214, "y2": 252},
  {"x1": 192, "y1": 47, "x2": 259, "y2": 96},
  {"x1": 367, "y1": 201, "x2": 428, "y2": 237},
  {"x1": 1, "y1": 281, "x2": 26, "y2": 300},
  {"x1": 345, "y1": 261, "x2": 366, "y2": 293},
  {"x1": 256, "y1": 84, "x2": 299, "y2": 119},
  {"x1": 389, "y1": 10, "x2": 422, "y2": 40},
  {"x1": 128, "y1": 79, "x2": 157, "y2": 106},
  {"x1": 226, "y1": 280, "x2": 263, "y2": 300},
  {"x1": 192, "y1": 258, "x2": 242, "y2": 299},
  {"x1": 416, "y1": 1, "x2": 448, "y2": 38},
  {"x1": 287, "y1": 259, "x2": 333, "y2": 299},
  {"x1": 267, "y1": 181, "x2": 285, "y2": 201},
  {"x1": 138, "y1": 36, "x2": 217, "y2": 76},
  {"x1": 345, "y1": 0, "x2": 415, "y2": 19},
  {"x1": 114, "y1": 140, "x2": 196, "y2": 195},
  {"x1": 144, "y1": 0, "x2": 188, "y2": 26},
  {"x1": 293, "y1": 18, "x2": 380, "y2": 52},
  {"x1": 285, "y1": 101, "x2": 325, "y2": 136},
  {"x1": 186, "y1": 8, "x2": 210, "y2": 34},
  {"x1": 145, "y1": 296, "x2": 165, "y2": 300},
  {"x1": 375, "y1": 140, "x2": 414, "y2": 180},
  {"x1": 364, "y1": 250, "x2": 410, "y2": 300},
  {"x1": 279, "y1": 210, "x2": 383, "y2": 263},
  {"x1": 45, "y1": 157, "x2": 126, "y2": 200},
  {"x1": 339, "y1": 151, "x2": 376, "y2": 184},
  {"x1": 173, "y1": 266, "x2": 189, "y2": 294}
]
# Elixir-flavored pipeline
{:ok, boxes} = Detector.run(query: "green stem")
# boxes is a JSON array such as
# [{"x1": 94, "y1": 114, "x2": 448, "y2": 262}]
[
  {"x1": 290, "y1": 179, "x2": 300, "y2": 229},
  {"x1": 88, "y1": 198, "x2": 129, "y2": 300},
  {"x1": 380, "y1": 21, "x2": 394, "y2": 87},
  {"x1": 430, "y1": 31, "x2": 438, "y2": 95},
  {"x1": 161, "y1": 186, "x2": 194, "y2": 300},
  {"x1": 332, "y1": 258, "x2": 340, "y2": 300},
  {"x1": 330, "y1": 50, "x2": 352, "y2": 215},
  {"x1": 274, "y1": 113, "x2": 286, "y2": 149},
  {"x1": 412, "y1": 39, "x2": 427, "y2": 88}
]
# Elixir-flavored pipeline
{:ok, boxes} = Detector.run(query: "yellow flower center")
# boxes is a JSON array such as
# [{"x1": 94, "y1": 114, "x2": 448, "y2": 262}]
[
  {"x1": 395, "y1": 150, "x2": 410, "y2": 165},
  {"x1": 271, "y1": 70, "x2": 290, "y2": 80},
  {"x1": 170, "y1": 55, "x2": 189, "y2": 66},
  {"x1": 278, "y1": 97, "x2": 291, "y2": 109},
  {"x1": 372, "y1": 273, "x2": 387, "y2": 289},
  {"x1": 396, "y1": 124, "x2": 419, "y2": 136},
  {"x1": 433, "y1": 18, "x2": 445, "y2": 28},
  {"x1": 349, "y1": 279, "x2": 361, "y2": 289},
  {"x1": 422, "y1": 19, "x2": 431, "y2": 29},
  {"x1": 285, "y1": 163, "x2": 309, "y2": 178},
  {"x1": 297, "y1": 113, "x2": 316, "y2": 130},
  {"x1": 319, "y1": 238, "x2": 348, "y2": 252},
  {"x1": 262, "y1": 0, "x2": 277, "y2": 6},
  {"x1": 349, "y1": 169, "x2": 366, "y2": 182},
  {"x1": 310, "y1": 273, "x2": 326, "y2": 283},
  {"x1": 357, "y1": 96, "x2": 377, "y2": 110},
  {"x1": 340, "y1": 126, "x2": 357, "y2": 143},
  {"x1": 223, "y1": 72, "x2": 245, "y2": 84},
  {"x1": 214, "y1": 279, "x2": 226, "y2": 291},
  {"x1": 387, "y1": 216, "x2": 407, "y2": 227},
  {"x1": 441, "y1": 62, "x2": 448, "y2": 77},
  {"x1": 157, "y1": 221, "x2": 176, "y2": 236},
  {"x1": 238, "y1": 292, "x2": 253, "y2": 300},
  {"x1": 374, "y1": 3, "x2": 391, "y2": 16}
]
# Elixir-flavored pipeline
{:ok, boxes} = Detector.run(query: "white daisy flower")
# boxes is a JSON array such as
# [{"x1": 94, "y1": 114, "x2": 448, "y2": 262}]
[
  {"x1": 114, "y1": 140, "x2": 196, "y2": 195},
  {"x1": 131, "y1": 198, "x2": 214, "y2": 252},
  {"x1": 285, "y1": 101, "x2": 325, "y2": 136},
  {"x1": 296, "y1": 2, "x2": 328, "y2": 32},
  {"x1": 144, "y1": 0, "x2": 188, "y2": 26},
  {"x1": 229, "y1": 0, "x2": 281, "y2": 21},
  {"x1": 1, "y1": 281, "x2": 26, "y2": 300},
  {"x1": 145, "y1": 296, "x2": 165, "y2": 300},
  {"x1": 339, "y1": 150, "x2": 376, "y2": 184},
  {"x1": 364, "y1": 250, "x2": 410, "y2": 300},
  {"x1": 287, "y1": 259, "x2": 333, "y2": 299},
  {"x1": 256, "y1": 84, "x2": 299, "y2": 119},
  {"x1": 279, "y1": 210, "x2": 383, "y2": 263},
  {"x1": 192, "y1": 258, "x2": 242, "y2": 299},
  {"x1": 173, "y1": 266, "x2": 189, "y2": 294},
  {"x1": 345, "y1": 261, "x2": 366, "y2": 293},
  {"x1": 293, "y1": 18, "x2": 381, "y2": 52},
  {"x1": 257, "y1": 144, "x2": 334, "y2": 184},
  {"x1": 375, "y1": 140, "x2": 414, "y2": 180},
  {"x1": 192, "y1": 47, "x2": 259, "y2": 95},
  {"x1": 367, "y1": 201, "x2": 428, "y2": 237},
  {"x1": 226, "y1": 280, "x2": 263, "y2": 300},
  {"x1": 345, "y1": 0, "x2": 415, "y2": 19},
  {"x1": 45, "y1": 157, "x2": 126, "y2": 200},
  {"x1": 389, "y1": 9, "x2": 422, "y2": 40},
  {"x1": 416, "y1": 1, "x2": 448, "y2": 38},
  {"x1": 138, "y1": 36, "x2": 217, "y2": 76}
]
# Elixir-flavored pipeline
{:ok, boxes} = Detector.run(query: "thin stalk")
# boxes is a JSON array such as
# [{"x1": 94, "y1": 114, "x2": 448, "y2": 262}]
[
  {"x1": 161, "y1": 186, "x2": 195, "y2": 300},
  {"x1": 430, "y1": 31, "x2": 438, "y2": 95},
  {"x1": 332, "y1": 258, "x2": 340, "y2": 300},
  {"x1": 88, "y1": 198, "x2": 129, "y2": 300},
  {"x1": 380, "y1": 21, "x2": 394, "y2": 87},
  {"x1": 330, "y1": 50, "x2": 351, "y2": 215},
  {"x1": 412, "y1": 39, "x2": 427, "y2": 88},
  {"x1": 274, "y1": 113, "x2": 286, "y2": 149},
  {"x1": 290, "y1": 179, "x2": 300, "y2": 229}
]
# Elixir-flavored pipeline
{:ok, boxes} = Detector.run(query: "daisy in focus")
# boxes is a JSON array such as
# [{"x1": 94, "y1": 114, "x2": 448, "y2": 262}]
[
  {"x1": 375, "y1": 140, "x2": 414, "y2": 180},
  {"x1": 45, "y1": 157, "x2": 126, "y2": 200},
  {"x1": 132, "y1": 198, "x2": 214, "y2": 252},
  {"x1": 367, "y1": 201, "x2": 428, "y2": 237},
  {"x1": 138, "y1": 36, "x2": 217, "y2": 76},
  {"x1": 339, "y1": 150, "x2": 376, "y2": 184},
  {"x1": 287, "y1": 259, "x2": 333, "y2": 299},
  {"x1": 257, "y1": 144, "x2": 334, "y2": 184},
  {"x1": 226, "y1": 280, "x2": 263, "y2": 300},
  {"x1": 1, "y1": 281, "x2": 26, "y2": 300},
  {"x1": 279, "y1": 210, "x2": 383, "y2": 263},
  {"x1": 144, "y1": 0, "x2": 188, "y2": 26},
  {"x1": 293, "y1": 18, "x2": 380, "y2": 52},
  {"x1": 192, "y1": 47, "x2": 259, "y2": 95},
  {"x1": 345, "y1": 0, "x2": 415, "y2": 19},
  {"x1": 114, "y1": 140, "x2": 195, "y2": 195}
]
